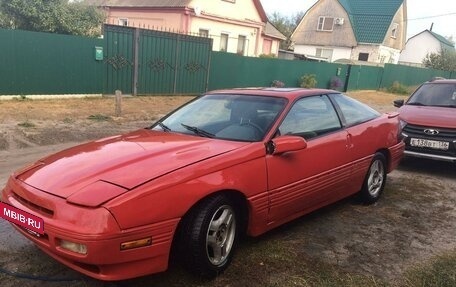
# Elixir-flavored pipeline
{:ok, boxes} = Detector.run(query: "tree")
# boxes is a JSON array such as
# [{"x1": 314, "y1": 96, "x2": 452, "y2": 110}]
[
  {"x1": 268, "y1": 11, "x2": 304, "y2": 50},
  {"x1": 423, "y1": 49, "x2": 456, "y2": 72},
  {"x1": 0, "y1": 0, "x2": 104, "y2": 37}
]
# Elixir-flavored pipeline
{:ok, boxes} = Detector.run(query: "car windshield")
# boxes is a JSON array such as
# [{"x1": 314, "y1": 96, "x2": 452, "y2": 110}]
[
  {"x1": 408, "y1": 83, "x2": 456, "y2": 108},
  {"x1": 152, "y1": 94, "x2": 287, "y2": 142}
]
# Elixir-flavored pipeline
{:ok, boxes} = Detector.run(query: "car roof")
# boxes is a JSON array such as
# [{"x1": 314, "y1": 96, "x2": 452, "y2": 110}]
[
  {"x1": 207, "y1": 87, "x2": 340, "y2": 101},
  {"x1": 426, "y1": 79, "x2": 456, "y2": 84}
]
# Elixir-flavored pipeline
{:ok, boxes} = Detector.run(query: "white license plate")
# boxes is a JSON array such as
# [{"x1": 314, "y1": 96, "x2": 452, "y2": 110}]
[{"x1": 410, "y1": 138, "x2": 449, "y2": 150}]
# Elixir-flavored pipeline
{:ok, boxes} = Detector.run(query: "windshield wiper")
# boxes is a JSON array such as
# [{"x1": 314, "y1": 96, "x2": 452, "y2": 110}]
[
  {"x1": 156, "y1": 121, "x2": 171, "y2": 132},
  {"x1": 181, "y1": 123, "x2": 215, "y2": 138}
]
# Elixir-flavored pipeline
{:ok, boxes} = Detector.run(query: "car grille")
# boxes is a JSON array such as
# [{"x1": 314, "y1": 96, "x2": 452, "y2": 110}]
[
  {"x1": 12, "y1": 191, "x2": 54, "y2": 217},
  {"x1": 403, "y1": 124, "x2": 456, "y2": 157},
  {"x1": 403, "y1": 124, "x2": 456, "y2": 139}
]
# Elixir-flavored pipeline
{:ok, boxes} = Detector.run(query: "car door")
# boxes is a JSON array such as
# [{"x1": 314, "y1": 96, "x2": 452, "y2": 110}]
[
  {"x1": 266, "y1": 95, "x2": 352, "y2": 223},
  {"x1": 329, "y1": 93, "x2": 384, "y2": 197}
]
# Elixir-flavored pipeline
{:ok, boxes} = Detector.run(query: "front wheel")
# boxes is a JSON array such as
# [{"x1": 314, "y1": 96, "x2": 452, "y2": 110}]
[
  {"x1": 180, "y1": 194, "x2": 239, "y2": 278},
  {"x1": 359, "y1": 153, "x2": 387, "y2": 204}
]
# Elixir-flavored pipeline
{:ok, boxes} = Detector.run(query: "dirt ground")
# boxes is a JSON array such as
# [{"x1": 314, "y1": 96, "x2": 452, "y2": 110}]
[{"x1": 0, "y1": 91, "x2": 455, "y2": 287}]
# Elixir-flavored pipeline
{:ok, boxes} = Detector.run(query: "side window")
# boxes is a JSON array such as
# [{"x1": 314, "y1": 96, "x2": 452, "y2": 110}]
[
  {"x1": 331, "y1": 93, "x2": 380, "y2": 126},
  {"x1": 279, "y1": 95, "x2": 341, "y2": 139}
]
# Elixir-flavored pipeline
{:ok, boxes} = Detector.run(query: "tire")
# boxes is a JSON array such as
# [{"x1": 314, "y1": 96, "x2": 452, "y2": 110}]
[
  {"x1": 359, "y1": 153, "x2": 387, "y2": 204},
  {"x1": 180, "y1": 194, "x2": 239, "y2": 278}
]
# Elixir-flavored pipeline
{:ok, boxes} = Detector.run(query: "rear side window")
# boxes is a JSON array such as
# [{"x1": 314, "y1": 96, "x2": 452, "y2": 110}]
[{"x1": 331, "y1": 93, "x2": 380, "y2": 126}]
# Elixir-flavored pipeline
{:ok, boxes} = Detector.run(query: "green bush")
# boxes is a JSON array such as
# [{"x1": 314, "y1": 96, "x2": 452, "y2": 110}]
[
  {"x1": 387, "y1": 81, "x2": 410, "y2": 95},
  {"x1": 299, "y1": 74, "x2": 317, "y2": 88}
]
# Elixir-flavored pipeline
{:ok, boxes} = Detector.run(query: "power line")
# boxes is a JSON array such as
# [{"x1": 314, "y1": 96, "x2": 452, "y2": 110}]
[{"x1": 407, "y1": 12, "x2": 456, "y2": 21}]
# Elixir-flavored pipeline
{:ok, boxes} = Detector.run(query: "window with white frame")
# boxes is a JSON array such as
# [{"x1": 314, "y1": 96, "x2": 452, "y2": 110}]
[
  {"x1": 317, "y1": 16, "x2": 334, "y2": 31},
  {"x1": 118, "y1": 18, "x2": 128, "y2": 26},
  {"x1": 220, "y1": 33, "x2": 229, "y2": 52},
  {"x1": 391, "y1": 23, "x2": 399, "y2": 38},
  {"x1": 316, "y1": 48, "x2": 333, "y2": 61},
  {"x1": 199, "y1": 29, "x2": 209, "y2": 38},
  {"x1": 237, "y1": 35, "x2": 246, "y2": 55}
]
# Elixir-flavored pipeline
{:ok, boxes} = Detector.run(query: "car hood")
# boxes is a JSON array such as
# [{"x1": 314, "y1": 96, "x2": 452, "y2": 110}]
[
  {"x1": 16, "y1": 129, "x2": 248, "y2": 198},
  {"x1": 399, "y1": 105, "x2": 456, "y2": 129}
]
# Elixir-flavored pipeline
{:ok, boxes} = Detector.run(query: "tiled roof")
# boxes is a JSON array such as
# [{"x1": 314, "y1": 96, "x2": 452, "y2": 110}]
[
  {"x1": 337, "y1": 0, "x2": 403, "y2": 44},
  {"x1": 429, "y1": 30, "x2": 455, "y2": 49},
  {"x1": 264, "y1": 22, "x2": 287, "y2": 40}
]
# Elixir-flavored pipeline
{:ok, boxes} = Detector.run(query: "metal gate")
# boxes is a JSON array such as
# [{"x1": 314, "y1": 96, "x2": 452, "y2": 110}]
[{"x1": 104, "y1": 24, "x2": 212, "y2": 95}]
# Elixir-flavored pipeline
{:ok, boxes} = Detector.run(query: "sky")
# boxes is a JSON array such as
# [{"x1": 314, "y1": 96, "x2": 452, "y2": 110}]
[{"x1": 260, "y1": 0, "x2": 456, "y2": 41}]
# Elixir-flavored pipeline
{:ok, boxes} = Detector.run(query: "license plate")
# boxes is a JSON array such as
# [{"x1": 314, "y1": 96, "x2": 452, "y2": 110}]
[{"x1": 410, "y1": 138, "x2": 449, "y2": 150}]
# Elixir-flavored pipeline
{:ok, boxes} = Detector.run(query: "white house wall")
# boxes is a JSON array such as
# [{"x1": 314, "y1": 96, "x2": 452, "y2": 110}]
[
  {"x1": 399, "y1": 32, "x2": 442, "y2": 65},
  {"x1": 293, "y1": 45, "x2": 352, "y2": 62}
]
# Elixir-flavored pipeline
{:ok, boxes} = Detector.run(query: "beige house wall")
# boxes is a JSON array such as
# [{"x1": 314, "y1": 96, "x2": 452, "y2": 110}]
[
  {"x1": 291, "y1": 0, "x2": 357, "y2": 48},
  {"x1": 382, "y1": 3, "x2": 406, "y2": 50},
  {"x1": 107, "y1": 9, "x2": 185, "y2": 30},
  {"x1": 190, "y1": 0, "x2": 262, "y2": 23},
  {"x1": 190, "y1": 17, "x2": 261, "y2": 56}
]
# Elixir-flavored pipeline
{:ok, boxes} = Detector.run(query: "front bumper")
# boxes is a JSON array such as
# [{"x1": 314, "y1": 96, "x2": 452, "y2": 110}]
[
  {"x1": 404, "y1": 150, "x2": 456, "y2": 162},
  {"x1": 2, "y1": 177, "x2": 179, "y2": 281}
]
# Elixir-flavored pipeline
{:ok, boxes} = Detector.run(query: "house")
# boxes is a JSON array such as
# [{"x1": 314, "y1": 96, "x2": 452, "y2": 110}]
[
  {"x1": 88, "y1": 0, "x2": 286, "y2": 57},
  {"x1": 290, "y1": 0, "x2": 407, "y2": 64},
  {"x1": 399, "y1": 29, "x2": 455, "y2": 67}
]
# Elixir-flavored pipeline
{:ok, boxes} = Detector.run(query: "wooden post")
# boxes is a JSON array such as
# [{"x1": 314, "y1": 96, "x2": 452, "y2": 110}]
[{"x1": 115, "y1": 90, "x2": 122, "y2": 117}]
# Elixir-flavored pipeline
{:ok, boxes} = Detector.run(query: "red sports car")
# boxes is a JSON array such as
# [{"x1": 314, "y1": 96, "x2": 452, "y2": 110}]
[
  {"x1": 1, "y1": 88, "x2": 404, "y2": 280},
  {"x1": 394, "y1": 79, "x2": 456, "y2": 162}
]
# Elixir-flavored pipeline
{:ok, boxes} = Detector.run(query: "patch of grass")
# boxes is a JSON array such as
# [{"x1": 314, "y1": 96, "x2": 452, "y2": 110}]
[
  {"x1": 17, "y1": 120, "x2": 35, "y2": 128},
  {"x1": 62, "y1": 117, "x2": 75, "y2": 124},
  {"x1": 402, "y1": 250, "x2": 456, "y2": 287},
  {"x1": 87, "y1": 114, "x2": 111, "y2": 121}
]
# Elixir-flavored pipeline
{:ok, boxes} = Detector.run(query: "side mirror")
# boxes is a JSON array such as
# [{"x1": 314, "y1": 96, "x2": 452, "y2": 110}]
[
  {"x1": 393, "y1": 99, "x2": 404, "y2": 108},
  {"x1": 268, "y1": 136, "x2": 307, "y2": 155}
]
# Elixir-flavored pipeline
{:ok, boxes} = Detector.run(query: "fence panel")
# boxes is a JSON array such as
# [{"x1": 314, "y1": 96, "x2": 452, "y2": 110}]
[
  {"x1": 380, "y1": 64, "x2": 452, "y2": 89},
  {"x1": 103, "y1": 25, "x2": 135, "y2": 95},
  {"x1": 0, "y1": 28, "x2": 103, "y2": 95},
  {"x1": 346, "y1": 65, "x2": 384, "y2": 91},
  {"x1": 137, "y1": 30, "x2": 212, "y2": 95},
  {"x1": 208, "y1": 52, "x2": 348, "y2": 90}
]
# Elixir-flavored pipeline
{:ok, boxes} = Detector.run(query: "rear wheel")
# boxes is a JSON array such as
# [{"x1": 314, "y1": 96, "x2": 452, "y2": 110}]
[
  {"x1": 180, "y1": 194, "x2": 239, "y2": 278},
  {"x1": 359, "y1": 153, "x2": 387, "y2": 204}
]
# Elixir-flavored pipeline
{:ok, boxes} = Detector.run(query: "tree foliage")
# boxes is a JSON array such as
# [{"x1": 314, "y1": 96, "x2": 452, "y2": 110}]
[
  {"x1": 0, "y1": 0, "x2": 104, "y2": 37},
  {"x1": 268, "y1": 11, "x2": 304, "y2": 50},
  {"x1": 423, "y1": 49, "x2": 456, "y2": 72}
]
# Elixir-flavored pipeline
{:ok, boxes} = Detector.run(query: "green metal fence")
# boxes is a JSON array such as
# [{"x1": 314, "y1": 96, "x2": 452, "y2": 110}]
[
  {"x1": 208, "y1": 52, "x2": 348, "y2": 90},
  {"x1": 346, "y1": 65, "x2": 384, "y2": 91},
  {"x1": 380, "y1": 64, "x2": 452, "y2": 89},
  {"x1": 1, "y1": 26, "x2": 455, "y2": 96},
  {"x1": 104, "y1": 24, "x2": 212, "y2": 95},
  {"x1": 0, "y1": 28, "x2": 103, "y2": 95}
]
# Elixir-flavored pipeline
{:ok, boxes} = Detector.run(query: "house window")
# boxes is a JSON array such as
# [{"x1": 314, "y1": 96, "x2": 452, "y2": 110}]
[
  {"x1": 316, "y1": 48, "x2": 333, "y2": 61},
  {"x1": 391, "y1": 23, "x2": 399, "y2": 38},
  {"x1": 237, "y1": 35, "x2": 246, "y2": 55},
  {"x1": 358, "y1": 53, "x2": 369, "y2": 61},
  {"x1": 317, "y1": 16, "x2": 334, "y2": 31},
  {"x1": 199, "y1": 29, "x2": 209, "y2": 38},
  {"x1": 118, "y1": 18, "x2": 128, "y2": 26},
  {"x1": 220, "y1": 33, "x2": 229, "y2": 52}
]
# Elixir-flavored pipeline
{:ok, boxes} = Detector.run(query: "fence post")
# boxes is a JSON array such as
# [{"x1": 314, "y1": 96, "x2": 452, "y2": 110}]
[
  {"x1": 115, "y1": 90, "x2": 122, "y2": 117},
  {"x1": 132, "y1": 28, "x2": 140, "y2": 96}
]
